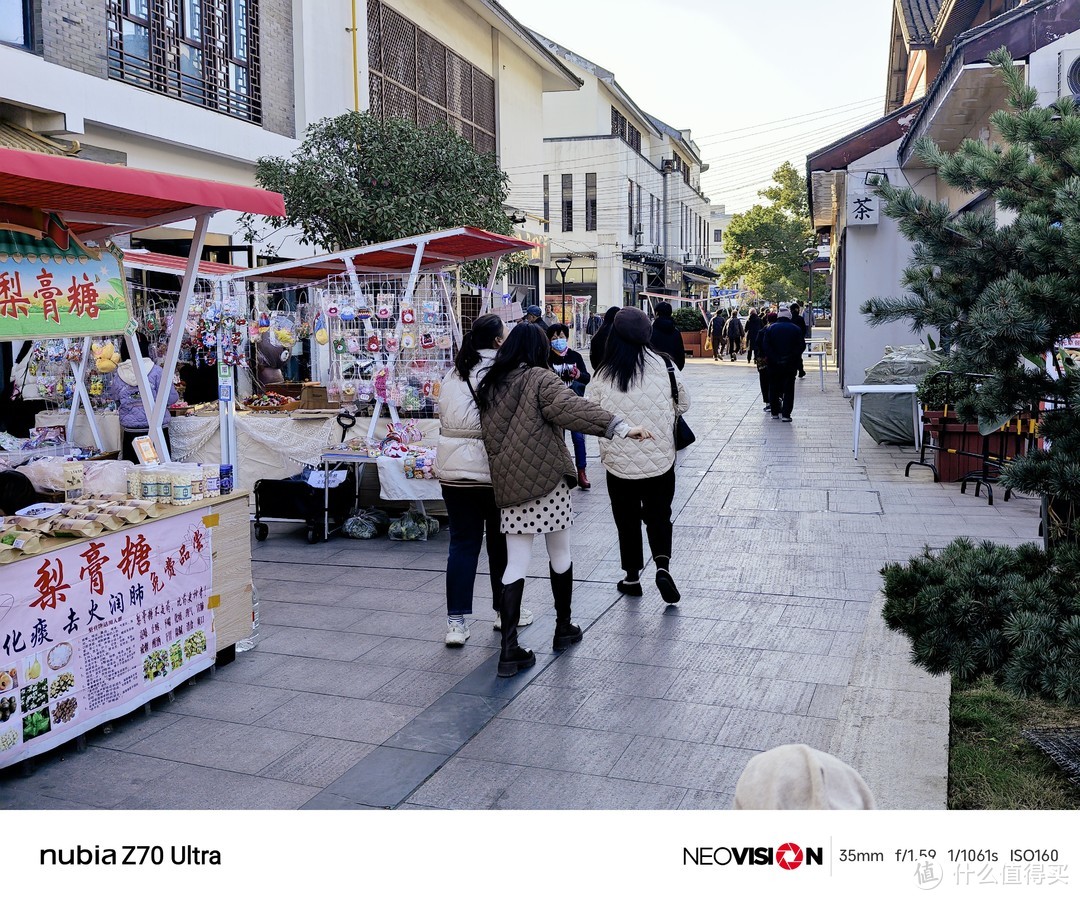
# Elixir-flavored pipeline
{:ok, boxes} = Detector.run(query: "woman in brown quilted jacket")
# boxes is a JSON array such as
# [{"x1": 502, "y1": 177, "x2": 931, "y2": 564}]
[{"x1": 477, "y1": 323, "x2": 651, "y2": 677}]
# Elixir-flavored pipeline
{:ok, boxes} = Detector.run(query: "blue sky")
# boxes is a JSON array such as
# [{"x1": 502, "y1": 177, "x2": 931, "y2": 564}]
[{"x1": 499, "y1": 0, "x2": 895, "y2": 212}]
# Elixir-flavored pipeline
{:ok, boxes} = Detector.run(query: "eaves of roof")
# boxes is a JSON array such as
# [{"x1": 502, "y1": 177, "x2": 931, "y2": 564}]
[
  {"x1": 898, "y1": 0, "x2": 1080, "y2": 163},
  {"x1": 529, "y1": 30, "x2": 664, "y2": 137},
  {"x1": 467, "y1": 0, "x2": 583, "y2": 91}
]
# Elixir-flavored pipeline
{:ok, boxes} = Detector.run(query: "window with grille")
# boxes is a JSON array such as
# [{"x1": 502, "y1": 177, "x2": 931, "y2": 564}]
[
  {"x1": 714, "y1": 228, "x2": 722, "y2": 243},
  {"x1": 610, "y1": 106, "x2": 641, "y2": 153},
  {"x1": 585, "y1": 173, "x2": 596, "y2": 232},
  {"x1": 107, "y1": 0, "x2": 261, "y2": 123},
  {"x1": 627, "y1": 179, "x2": 634, "y2": 235},
  {"x1": 561, "y1": 174, "x2": 573, "y2": 233},
  {"x1": 368, "y1": 0, "x2": 496, "y2": 155}
]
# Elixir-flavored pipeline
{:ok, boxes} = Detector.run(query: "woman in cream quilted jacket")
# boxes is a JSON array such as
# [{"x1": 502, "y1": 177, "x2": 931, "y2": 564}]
[
  {"x1": 435, "y1": 314, "x2": 534, "y2": 649},
  {"x1": 588, "y1": 307, "x2": 689, "y2": 604}
]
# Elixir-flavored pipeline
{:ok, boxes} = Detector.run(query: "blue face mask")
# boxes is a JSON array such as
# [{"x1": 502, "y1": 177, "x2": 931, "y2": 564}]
[{"x1": 551, "y1": 338, "x2": 568, "y2": 353}]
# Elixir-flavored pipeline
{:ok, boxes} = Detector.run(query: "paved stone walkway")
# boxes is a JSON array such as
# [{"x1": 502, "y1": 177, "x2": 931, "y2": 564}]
[{"x1": 0, "y1": 353, "x2": 1040, "y2": 809}]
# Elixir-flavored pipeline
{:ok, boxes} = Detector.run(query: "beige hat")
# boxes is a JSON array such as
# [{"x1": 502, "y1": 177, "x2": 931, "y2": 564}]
[{"x1": 733, "y1": 744, "x2": 876, "y2": 810}]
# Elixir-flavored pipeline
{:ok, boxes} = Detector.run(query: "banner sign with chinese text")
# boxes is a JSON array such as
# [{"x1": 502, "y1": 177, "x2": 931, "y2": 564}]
[
  {"x1": 0, "y1": 212, "x2": 132, "y2": 339},
  {"x1": 0, "y1": 509, "x2": 214, "y2": 768}
]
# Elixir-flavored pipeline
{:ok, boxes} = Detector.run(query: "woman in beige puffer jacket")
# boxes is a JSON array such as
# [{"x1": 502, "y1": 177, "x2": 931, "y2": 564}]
[
  {"x1": 434, "y1": 314, "x2": 530, "y2": 648},
  {"x1": 589, "y1": 307, "x2": 689, "y2": 604}
]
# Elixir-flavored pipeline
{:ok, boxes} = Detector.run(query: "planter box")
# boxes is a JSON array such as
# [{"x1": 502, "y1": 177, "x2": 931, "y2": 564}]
[
  {"x1": 680, "y1": 330, "x2": 706, "y2": 358},
  {"x1": 924, "y1": 414, "x2": 1033, "y2": 483}
]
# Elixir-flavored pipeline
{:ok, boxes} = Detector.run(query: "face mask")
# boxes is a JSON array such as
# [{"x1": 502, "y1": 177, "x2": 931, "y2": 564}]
[{"x1": 551, "y1": 338, "x2": 568, "y2": 353}]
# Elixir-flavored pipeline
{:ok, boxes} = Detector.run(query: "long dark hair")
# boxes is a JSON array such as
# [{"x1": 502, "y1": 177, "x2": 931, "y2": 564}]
[
  {"x1": 476, "y1": 322, "x2": 551, "y2": 411},
  {"x1": 454, "y1": 313, "x2": 504, "y2": 380},
  {"x1": 597, "y1": 328, "x2": 648, "y2": 393}
]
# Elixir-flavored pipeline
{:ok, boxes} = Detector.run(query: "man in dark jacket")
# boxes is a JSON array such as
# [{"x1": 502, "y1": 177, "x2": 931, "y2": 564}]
[
  {"x1": 790, "y1": 302, "x2": 808, "y2": 378},
  {"x1": 709, "y1": 309, "x2": 727, "y2": 360},
  {"x1": 722, "y1": 313, "x2": 744, "y2": 362},
  {"x1": 762, "y1": 307, "x2": 805, "y2": 421},
  {"x1": 744, "y1": 310, "x2": 762, "y2": 364},
  {"x1": 648, "y1": 301, "x2": 686, "y2": 369}
]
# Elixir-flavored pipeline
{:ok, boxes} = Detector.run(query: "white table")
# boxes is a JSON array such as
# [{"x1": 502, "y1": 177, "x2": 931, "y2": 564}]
[
  {"x1": 846, "y1": 383, "x2": 922, "y2": 458},
  {"x1": 803, "y1": 339, "x2": 829, "y2": 391}
]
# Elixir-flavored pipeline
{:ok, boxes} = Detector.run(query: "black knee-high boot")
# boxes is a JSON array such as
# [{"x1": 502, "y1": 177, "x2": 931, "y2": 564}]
[
  {"x1": 550, "y1": 564, "x2": 583, "y2": 651},
  {"x1": 497, "y1": 579, "x2": 535, "y2": 677}
]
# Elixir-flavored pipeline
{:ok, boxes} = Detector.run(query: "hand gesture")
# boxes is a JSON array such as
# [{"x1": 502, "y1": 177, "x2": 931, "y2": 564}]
[{"x1": 626, "y1": 426, "x2": 653, "y2": 441}]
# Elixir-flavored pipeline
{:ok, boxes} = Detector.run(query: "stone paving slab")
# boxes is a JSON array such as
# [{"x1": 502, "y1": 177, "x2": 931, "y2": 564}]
[{"x1": 0, "y1": 356, "x2": 1043, "y2": 810}]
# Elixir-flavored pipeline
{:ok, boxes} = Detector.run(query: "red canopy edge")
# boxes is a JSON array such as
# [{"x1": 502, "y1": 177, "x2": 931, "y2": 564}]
[
  {"x1": 123, "y1": 249, "x2": 246, "y2": 278},
  {"x1": 0, "y1": 147, "x2": 285, "y2": 236},
  {"x1": 238, "y1": 226, "x2": 537, "y2": 281}
]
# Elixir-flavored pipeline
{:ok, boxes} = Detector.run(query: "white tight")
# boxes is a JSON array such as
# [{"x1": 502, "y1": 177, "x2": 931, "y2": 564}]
[{"x1": 502, "y1": 529, "x2": 572, "y2": 584}]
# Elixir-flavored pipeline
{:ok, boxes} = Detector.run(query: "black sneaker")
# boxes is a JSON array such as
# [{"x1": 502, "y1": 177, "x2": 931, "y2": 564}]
[
  {"x1": 655, "y1": 568, "x2": 681, "y2": 604},
  {"x1": 771, "y1": 414, "x2": 780, "y2": 419},
  {"x1": 781, "y1": 415, "x2": 793, "y2": 422},
  {"x1": 618, "y1": 579, "x2": 643, "y2": 597}
]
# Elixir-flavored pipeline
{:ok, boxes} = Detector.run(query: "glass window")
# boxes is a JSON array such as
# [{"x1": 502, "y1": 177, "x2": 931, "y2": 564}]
[
  {"x1": 0, "y1": 0, "x2": 29, "y2": 46},
  {"x1": 585, "y1": 173, "x2": 597, "y2": 232},
  {"x1": 714, "y1": 228, "x2": 723, "y2": 243},
  {"x1": 182, "y1": 0, "x2": 202, "y2": 39},
  {"x1": 231, "y1": 0, "x2": 249, "y2": 60},
  {"x1": 561, "y1": 174, "x2": 573, "y2": 233},
  {"x1": 627, "y1": 179, "x2": 634, "y2": 235}
]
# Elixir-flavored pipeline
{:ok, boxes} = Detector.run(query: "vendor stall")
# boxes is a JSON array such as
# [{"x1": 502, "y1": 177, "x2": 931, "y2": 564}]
[{"x1": 0, "y1": 146, "x2": 284, "y2": 769}]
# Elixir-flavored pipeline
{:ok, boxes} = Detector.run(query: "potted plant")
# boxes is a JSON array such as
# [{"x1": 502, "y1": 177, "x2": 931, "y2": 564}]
[{"x1": 672, "y1": 305, "x2": 707, "y2": 357}]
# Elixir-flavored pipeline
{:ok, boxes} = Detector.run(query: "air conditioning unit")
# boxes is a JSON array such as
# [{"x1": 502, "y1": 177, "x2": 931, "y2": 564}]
[{"x1": 1059, "y1": 50, "x2": 1080, "y2": 98}]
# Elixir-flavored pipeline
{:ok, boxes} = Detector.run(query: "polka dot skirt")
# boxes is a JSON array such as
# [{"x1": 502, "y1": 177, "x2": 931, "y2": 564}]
[{"x1": 501, "y1": 481, "x2": 573, "y2": 535}]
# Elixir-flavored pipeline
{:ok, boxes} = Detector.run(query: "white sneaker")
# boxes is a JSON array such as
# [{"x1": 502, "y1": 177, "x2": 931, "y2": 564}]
[
  {"x1": 493, "y1": 607, "x2": 535, "y2": 631},
  {"x1": 445, "y1": 620, "x2": 470, "y2": 647}
]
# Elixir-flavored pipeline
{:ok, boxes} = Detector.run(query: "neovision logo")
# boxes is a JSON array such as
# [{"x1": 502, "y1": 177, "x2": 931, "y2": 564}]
[
  {"x1": 684, "y1": 843, "x2": 823, "y2": 868},
  {"x1": 776, "y1": 843, "x2": 804, "y2": 870}
]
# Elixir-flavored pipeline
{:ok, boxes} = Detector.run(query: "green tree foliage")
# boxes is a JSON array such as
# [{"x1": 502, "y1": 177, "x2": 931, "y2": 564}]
[
  {"x1": 243, "y1": 111, "x2": 513, "y2": 252},
  {"x1": 671, "y1": 305, "x2": 706, "y2": 332},
  {"x1": 718, "y1": 162, "x2": 815, "y2": 304},
  {"x1": 881, "y1": 538, "x2": 1080, "y2": 706},
  {"x1": 863, "y1": 49, "x2": 1080, "y2": 504}
]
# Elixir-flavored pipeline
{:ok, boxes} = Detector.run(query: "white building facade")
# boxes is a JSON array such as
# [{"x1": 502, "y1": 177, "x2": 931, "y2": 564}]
[
  {"x1": 528, "y1": 35, "x2": 713, "y2": 314},
  {"x1": 0, "y1": 0, "x2": 578, "y2": 272}
]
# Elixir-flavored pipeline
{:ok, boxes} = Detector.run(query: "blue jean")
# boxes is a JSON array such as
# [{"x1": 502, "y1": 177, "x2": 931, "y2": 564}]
[
  {"x1": 571, "y1": 431, "x2": 586, "y2": 469},
  {"x1": 442, "y1": 483, "x2": 508, "y2": 616}
]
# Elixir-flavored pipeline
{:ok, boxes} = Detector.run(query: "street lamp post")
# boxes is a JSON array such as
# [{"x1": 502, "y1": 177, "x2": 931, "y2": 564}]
[
  {"x1": 554, "y1": 256, "x2": 572, "y2": 325},
  {"x1": 628, "y1": 269, "x2": 641, "y2": 310}
]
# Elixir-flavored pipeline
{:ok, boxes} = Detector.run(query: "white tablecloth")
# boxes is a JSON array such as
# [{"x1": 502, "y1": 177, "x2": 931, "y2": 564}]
[{"x1": 374, "y1": 456, "x2": 443, "y2": 501}]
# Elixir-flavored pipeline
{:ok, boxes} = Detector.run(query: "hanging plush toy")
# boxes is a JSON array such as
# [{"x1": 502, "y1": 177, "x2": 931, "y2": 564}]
[
  {"x1": 373, "y1": 367, "x2": 390, "y2": 401},
  {"x1": 314, "y1": 313, "x2": 329, "y2": 346},
  {"x1": 367, "y1": 334, "x2": 381, "y2": 353},
  {"x1": 384, "y1": 334, "x2": 399, "y2": 353}
]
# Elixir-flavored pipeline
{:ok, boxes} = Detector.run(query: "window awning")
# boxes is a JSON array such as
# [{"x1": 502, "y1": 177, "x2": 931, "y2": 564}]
[
  {"x1": 238, "y1": 226, "x2": 537, "y2": 281},
  {"x1": 0, "y1": 146, "x2": 285, "y2": 241}
]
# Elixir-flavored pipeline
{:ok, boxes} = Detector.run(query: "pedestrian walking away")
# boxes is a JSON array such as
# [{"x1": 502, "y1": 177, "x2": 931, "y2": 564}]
[
  {"x1": 589, "y1": 305, "x2": 619, "y2": 371},
  {"x1": 744, "y1": 309, "x2": 762, "y2": 364},
  {"x1": 722, "y1": 312, "x2": 744, "y2": 362},
  {"x1": 548, "y1": 322, "x2": 593, "y2": 489},
  {"x1": 648, "y1": 301, "x2": 686, "y2": 370},
  {"x1": 476, "y1": 323, "x2": 651, "y2": 676},
  {"x1": 762, "y1": 307, "x2": 805, "y2": 421},
  {"x1": 790, "y1": 302, "x2": 808, "y2": 378},
  {"x1": 755, "y1": 311, "x2": 777, "y2": 409},
  {"x1": 590, "y1": 307, "x2": 689, "y2": 604},
  {"x1": 434, "y1": 314, "x2": 526, "y2": 647},
  {"x1": 709, "y1": 308, "x2": 727, "y2": 361}
]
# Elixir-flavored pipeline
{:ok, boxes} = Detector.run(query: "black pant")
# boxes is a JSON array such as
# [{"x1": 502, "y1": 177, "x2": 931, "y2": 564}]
[
  {"x1": 768, "y1": 366, "x2": 797, "y2": 417},
  {"x1": 606, "y1": 466, "x2": 675, "y2": 573},
  {"x1": 758, "y1": 366, "x2": 770, "y2": 403},
  {"x1": 728, "y1": 337, "x2": 741, "y2": 359}
]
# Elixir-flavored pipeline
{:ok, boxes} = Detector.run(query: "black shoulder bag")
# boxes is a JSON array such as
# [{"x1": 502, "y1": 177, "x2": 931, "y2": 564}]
[{"x1": 664, "y1": 357, "x2": 695, "y2": 451}]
